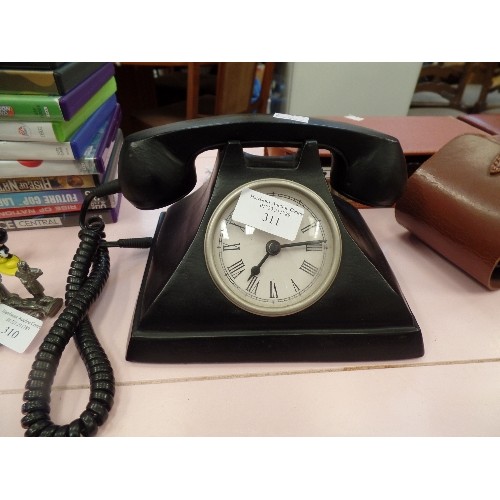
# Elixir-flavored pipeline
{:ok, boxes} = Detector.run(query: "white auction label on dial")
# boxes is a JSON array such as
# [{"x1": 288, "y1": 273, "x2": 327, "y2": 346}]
[
  {"x1": 0, "y1": 304, "x2": 42, "y2": 353},
  {"x1": 232, "y1": 187, "x2": 304, "y2": 241}
]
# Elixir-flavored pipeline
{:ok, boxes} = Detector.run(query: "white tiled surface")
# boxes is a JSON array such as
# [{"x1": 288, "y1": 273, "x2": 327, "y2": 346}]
[{"x1": 1, "y1": 150, "x2": 500, "y2": 437}]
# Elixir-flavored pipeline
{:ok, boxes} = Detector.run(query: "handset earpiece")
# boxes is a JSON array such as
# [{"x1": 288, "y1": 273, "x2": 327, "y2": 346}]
[{"x1": 119, "y1": 132, "x2": 198, "y2": 210}]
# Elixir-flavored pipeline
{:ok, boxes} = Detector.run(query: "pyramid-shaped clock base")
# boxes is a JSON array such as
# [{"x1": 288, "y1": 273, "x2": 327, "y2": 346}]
[
  {"x1": 126, "y1": 141, "x2": 423, "y2": 363},
  {"x1": 126, "y1": 205, "x2": 423, "y2": 363}
]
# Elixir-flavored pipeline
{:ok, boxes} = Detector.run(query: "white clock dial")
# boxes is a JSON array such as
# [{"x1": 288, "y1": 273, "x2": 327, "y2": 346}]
[{"x1": 204, "y1": 179, "x2": 342, "y2": 316}]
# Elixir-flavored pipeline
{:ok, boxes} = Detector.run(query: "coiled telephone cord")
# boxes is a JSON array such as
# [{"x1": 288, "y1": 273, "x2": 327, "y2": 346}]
[
  {"x1": 21, "y1": 218, "x2": 114, "y2": 436},
  {"x1": 21, "y1": 180, "x2": 152, "y2": 436}
]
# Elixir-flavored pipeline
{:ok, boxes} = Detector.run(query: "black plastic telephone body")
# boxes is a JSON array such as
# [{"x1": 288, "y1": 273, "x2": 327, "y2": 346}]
[{"x1": 119, "y1": 114, "x2": 423, "y2": 362}]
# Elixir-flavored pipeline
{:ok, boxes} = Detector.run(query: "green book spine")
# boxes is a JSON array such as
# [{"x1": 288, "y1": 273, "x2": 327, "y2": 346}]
[
  {"x1": 52, "y1": 79, "x2": 117, "y2": 140},
  {"x1": 0, "y1": 77, "x2": 117, "y2": 125},
  {"x1": 0, "y1": 94, "x2": 64, "y2": 120}
]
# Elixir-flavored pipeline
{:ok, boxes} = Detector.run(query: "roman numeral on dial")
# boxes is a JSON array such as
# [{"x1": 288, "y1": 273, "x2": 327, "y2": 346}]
[
  {"x1": 269, "y1": 281, "x2": 278, "y2": 298},
  {"x1": 299, "y1": 260, "x2": 319, "y2": 277},
  {"x1": 301, "y1": 221, "x2": 318, "y2": 233},
  {"x1": 226, "y1": 211, "x2": 246, "y2": 232},
  {"x1": 223, "y1": 243, "x2": 240, "y2": 251},
  {"x1": 227, "y1": 259, "x2": 245, "y2": 279},
  {"x1": 246, "y1": 275, "x2": 259, "y2": 295},
  {"x1": 306, "y1": 241, "x2": 323, "y2": 251}
]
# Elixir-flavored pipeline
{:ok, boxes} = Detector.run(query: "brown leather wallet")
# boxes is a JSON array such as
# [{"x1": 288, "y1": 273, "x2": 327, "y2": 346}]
[{"x1": 395, "y1": 133, "x2": 500, "y2": 290}]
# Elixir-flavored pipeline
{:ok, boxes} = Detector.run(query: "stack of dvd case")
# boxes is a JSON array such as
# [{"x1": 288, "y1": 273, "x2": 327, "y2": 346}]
[{"x1": 0, "y1": 62, "x2": 123, "y2": 231}]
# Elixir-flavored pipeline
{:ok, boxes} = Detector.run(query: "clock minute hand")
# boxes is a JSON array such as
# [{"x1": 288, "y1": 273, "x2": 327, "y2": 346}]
[
  {"x1": 248, "y1": 240, "x2": 325, "y2": 280},
  {"x1": 280, "y1": 239, "x2": 326, "y2": 249}
]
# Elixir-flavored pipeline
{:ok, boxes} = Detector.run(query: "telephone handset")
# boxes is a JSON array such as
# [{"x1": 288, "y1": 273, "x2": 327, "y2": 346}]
[
  {"x1": 119, "y1": 113, "x2": 407, "y2": 210},
  {"x1": 22, "y1": 114, "x2": 423, "y2": 437}
]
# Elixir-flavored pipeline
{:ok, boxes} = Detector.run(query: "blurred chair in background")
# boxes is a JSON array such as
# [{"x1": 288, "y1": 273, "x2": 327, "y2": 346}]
[
  {"x1": 408, "y1": 62, "x2": 498, "y2": 116},
  {"x1": 484, "y1": 64, "x2": 500, "y2": 112},
  {"x1": 129, "y1": 62, "x2": 276, "y2": 132}
]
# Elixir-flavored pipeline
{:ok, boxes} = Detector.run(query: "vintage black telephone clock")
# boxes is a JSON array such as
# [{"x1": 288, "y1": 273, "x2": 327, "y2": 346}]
[
  {"x1": 21, "y1": 114, "x2": 423, "y2": 437},
  {"x1": 120, "y1": 114, "x2": 423, "y2": 362}
]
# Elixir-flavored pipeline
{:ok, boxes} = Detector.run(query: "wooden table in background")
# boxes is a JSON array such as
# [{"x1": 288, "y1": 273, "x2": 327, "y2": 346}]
[
  {"x1": 267, "y1": 115, "x2": 487, "y2": 175},
  {"x1": 457, "y1": 113, "x2": 500, "y2": 135}
]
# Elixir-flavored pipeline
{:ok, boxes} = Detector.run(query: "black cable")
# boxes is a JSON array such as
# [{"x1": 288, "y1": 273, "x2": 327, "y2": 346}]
[{"x1": 21, "y1": 182, "x2": 151, "y2": 437}]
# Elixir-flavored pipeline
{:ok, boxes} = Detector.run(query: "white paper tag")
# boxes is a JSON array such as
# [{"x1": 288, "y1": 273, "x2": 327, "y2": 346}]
[
  {"x1": 232, "y1": 188, "x2": 304, "y2": 241},
  {"x1": 273, "y1": 112, "x2": 310, "y2": 124},
  {"x1": 344, "y1": 114, "x2": 364, "y2": 121},
  {"x1": 0, "y1": 304, "x2": 43, "y2": 353}
]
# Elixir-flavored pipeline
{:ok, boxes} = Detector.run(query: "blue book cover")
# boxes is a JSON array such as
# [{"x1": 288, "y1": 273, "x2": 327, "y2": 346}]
[
  {"x1": 0, "y1": 187, "x2": 118, "y2": 208},
  {"x1": 69, "y1": 95, "x2": 117, "y2": 158},
  {"x1": 80, "y1": 101, "x2": 121, "y2": 171}
]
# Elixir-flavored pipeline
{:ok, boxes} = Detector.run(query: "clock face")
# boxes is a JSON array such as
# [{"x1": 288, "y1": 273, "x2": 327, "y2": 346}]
[{"x1": 204, "y1": 179, "x2": 342, "y2": 316}]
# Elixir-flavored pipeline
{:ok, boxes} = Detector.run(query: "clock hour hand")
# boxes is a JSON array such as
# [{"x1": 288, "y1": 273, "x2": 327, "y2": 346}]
[
  {"x1": 248, "y1": 240, "x2": 281, "y2": 279},
  {"x1": 248, "y1": 253, "x2": 270, "y2": 280}
]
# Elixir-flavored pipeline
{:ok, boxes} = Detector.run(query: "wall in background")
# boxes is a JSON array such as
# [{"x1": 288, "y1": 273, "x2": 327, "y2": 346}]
[{"x1": 281, "y1": 62, "x2": 422, "y2": 117}]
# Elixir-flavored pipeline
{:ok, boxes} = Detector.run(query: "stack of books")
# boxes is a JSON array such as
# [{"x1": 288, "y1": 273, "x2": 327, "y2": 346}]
[{"x1": 0, "y1": 62, "x2": 123, "y2": 232}]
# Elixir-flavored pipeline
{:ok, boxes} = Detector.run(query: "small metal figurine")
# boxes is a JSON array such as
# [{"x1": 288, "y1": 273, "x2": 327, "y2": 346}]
[{"x1": 0, "y1": 228, "x2": 63, "y2": 319}]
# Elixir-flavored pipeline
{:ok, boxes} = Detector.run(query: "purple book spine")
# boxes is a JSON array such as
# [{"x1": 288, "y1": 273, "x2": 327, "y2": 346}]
[
  {"x1": 94, "y1": 104, "x2": 122, "y2": 172},
  {"x1": 58, "y1": 63, "x2": 115, "y2": 119}
]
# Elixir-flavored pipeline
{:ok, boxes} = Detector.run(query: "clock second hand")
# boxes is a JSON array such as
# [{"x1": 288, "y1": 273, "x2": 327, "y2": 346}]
[{"x1": 248, "y1": 239, "x2": 326, "y2": 280}]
